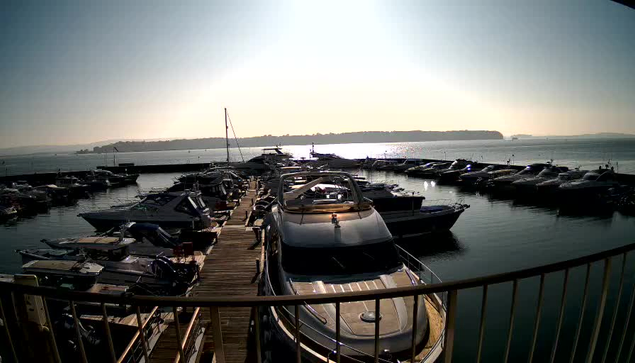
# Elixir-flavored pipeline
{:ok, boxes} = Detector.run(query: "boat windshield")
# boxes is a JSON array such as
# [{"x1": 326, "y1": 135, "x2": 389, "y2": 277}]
[
  {"x1": 142, "y1": 194, "x2": 176, "y2": 206},
  {"x1": 537, "y1": 169, "x2": 558, "y2": 178},
  {"x1": 281, "y1": 174, "x2": 362, "y2": 212},
  {"x1": 281, "y1": 241, "x2": 401, "y2": 275},
  {"x1": 583, "y1": 173, "x2": 600, "y2": 181}
]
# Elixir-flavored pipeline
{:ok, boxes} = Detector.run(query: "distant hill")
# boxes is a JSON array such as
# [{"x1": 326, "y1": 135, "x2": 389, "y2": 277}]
[{"x1": 88, "y1": 130, "x2": 504, "y2": 153}]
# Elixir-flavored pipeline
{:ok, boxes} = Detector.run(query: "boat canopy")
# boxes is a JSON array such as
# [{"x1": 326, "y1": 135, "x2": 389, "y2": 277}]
[{"x1": 278, "y1": 172, "x2": 369, "y2": 213}]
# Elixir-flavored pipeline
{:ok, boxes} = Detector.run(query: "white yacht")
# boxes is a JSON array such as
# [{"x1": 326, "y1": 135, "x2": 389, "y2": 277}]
[
  {"x1": 261, "y1": 171, "x2": 445, "y2": 362},
  {"x1": 79, "y1": 191, "x2": 212, "y2": 231}
]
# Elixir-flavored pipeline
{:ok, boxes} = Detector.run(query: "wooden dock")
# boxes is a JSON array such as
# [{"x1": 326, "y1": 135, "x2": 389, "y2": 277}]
[
  {"x1": 192, "y1": 184, "x2": 260, "y2": 363},
  {"x1": 147, "y1": 182, "x2": 260, "y2": 363}
]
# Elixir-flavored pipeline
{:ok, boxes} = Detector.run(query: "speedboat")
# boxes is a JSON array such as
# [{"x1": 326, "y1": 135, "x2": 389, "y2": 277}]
[
  {"x1": 437, "y1": 161, "x2": 479, "y2": 184},
  {"x1": 535, "y1": 170, "x2": 589, "y2": 195},
  {"x1": 18, "y1": 246, "x2": 199, "y2": 296},
  {"x1": 43, "y1": 221, "x2": 215, "y2": 256},
  {"x1": 362, "y1": 181, "x2": 469, "y2": 237},
  {"x1": 233, "y1": 147, "x2": 293, "y2": 174},
  {"x1": 0, "y1": 205, "x2": 18, "y2": 220},
  {"x1": 511, "y1": 165, "x2": 570, "y2": 193},
  {"x1": 376, "y1": 200, "x2": 470, "y2": 238},
  {"x1": 405, "y1": 162, "x2": 451, "y2": 178},
  {"x1": 261, "y1": 171, "x2": 445, "y2": 362},
  {"x1": 392, "y1": 159, "x2": 425, "y2": 172},
  {"x1": 488, "y1": 163, "x2": 552, "y2": 189},
  {"x1": 310, "y1": 152, "x2": 360, "y2": 169},
  {"x1": 55, "y1": 175, "x2": 91, "y2": 198},
  {"x1": 558, "y1": 169, "x2": 621, "y2": 202},
  {"x1": 79, "y1": 190, "x2": 213, "y2": 231},
  {"x1": 459, "y1": 165, "x2": 516, "y2": 185}
]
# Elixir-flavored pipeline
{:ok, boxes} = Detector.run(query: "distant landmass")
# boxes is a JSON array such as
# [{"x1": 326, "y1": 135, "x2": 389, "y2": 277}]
[{"x1": 86, "y1": 130, "x2": 504, "y2": 154}]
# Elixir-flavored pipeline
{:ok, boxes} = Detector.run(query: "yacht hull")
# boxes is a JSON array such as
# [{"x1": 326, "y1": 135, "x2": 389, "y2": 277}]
[{"x1": 380, "y1": 206, "x2": 467, "y2": 238}]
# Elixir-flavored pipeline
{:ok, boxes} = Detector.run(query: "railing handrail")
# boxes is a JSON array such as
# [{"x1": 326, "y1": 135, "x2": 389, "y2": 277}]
[{"x1": 3, "y1": 242, "x2": 634, "y2": 307}]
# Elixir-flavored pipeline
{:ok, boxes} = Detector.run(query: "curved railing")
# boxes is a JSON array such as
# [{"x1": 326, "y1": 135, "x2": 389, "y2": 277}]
[{"x1": 2, "y1": 241, "x2": 635, "y2": 363}]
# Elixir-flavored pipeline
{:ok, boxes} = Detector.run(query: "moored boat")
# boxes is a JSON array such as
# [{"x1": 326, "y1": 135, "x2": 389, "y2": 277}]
[{"x1": 260, "y1": 171, "x2": 445, "y2": 362}]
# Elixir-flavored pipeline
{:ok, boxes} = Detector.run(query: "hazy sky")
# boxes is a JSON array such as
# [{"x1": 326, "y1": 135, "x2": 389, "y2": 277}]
[{"x1": 1, "y1": 0, "x2": 634, "y2": 147}]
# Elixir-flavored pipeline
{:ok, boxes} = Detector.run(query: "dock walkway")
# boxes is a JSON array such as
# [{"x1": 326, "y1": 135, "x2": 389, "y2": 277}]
[{"x1": 191, "y1": 184, "x2": 260, "y2": 363}]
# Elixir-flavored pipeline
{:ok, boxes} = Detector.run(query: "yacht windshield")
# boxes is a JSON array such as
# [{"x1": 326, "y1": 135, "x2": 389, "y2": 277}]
[
  {"x1": 583, "y1": 173, "x2": 600, "y2": 181},
  {"x1": 281, "y1": 173, "x2": 361, "y2": 212},
  {"x1": 281, "y1": 241, "x2": 401, "y2": 275}
]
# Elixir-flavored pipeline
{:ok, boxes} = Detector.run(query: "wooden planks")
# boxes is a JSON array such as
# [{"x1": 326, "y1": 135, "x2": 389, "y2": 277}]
[
  {"x1": 149, "y1": 184, "x2": 261, "y2": 363},
  {"x1": 192, "y1": 185, "x2": 260, "y2": 363}
]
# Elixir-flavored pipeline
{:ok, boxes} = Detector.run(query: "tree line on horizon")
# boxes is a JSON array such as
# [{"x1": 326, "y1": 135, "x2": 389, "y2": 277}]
[{"x1": 87, "y1": 130, "x2": 503, "y2": 153}]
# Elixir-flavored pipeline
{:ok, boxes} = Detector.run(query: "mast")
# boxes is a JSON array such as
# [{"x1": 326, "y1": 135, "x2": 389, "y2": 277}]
[{"x1": 225, "y1": 108, "x2": 230, "y2": 164}]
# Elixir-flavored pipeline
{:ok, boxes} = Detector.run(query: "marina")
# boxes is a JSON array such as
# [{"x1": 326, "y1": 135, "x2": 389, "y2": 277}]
[
  {"x1": 2, "y1": 1, "x2": 635, "y2": 361},
  {"x1": 2, "y1": 144, "x2": 635, "y2": 362}
]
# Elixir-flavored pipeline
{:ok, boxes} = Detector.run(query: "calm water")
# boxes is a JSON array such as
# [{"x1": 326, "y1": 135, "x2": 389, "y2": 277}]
[
  {"x1": 2, "y1": 138, "x2": 635, "y2": 176},
  {"x1": 2, "y1": 140, "x2": 635, "y2": 361}
]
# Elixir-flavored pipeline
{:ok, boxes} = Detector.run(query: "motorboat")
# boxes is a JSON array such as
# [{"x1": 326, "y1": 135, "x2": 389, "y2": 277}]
[
  {"x1": 437, "y1": 161, "x2": 479, "y2": 183},
  {"x1": 79, "y1": 190, "x2": 213, "y2": 231},
  {"x1": 376, "y1": 200, "x2": 470, "y2": 238},
  {"x1": 55, "y1": 175, "x2": 91, "y2": 198},
  {"x1": 404, "y1": 162, "x2": 451, "y2": 178},
  {"x1": 558, "y1": 169, "x2": 621, "y2": 202},
  {"x1": 22, "y1": 260, "x2": 115, "y2": 292},
  {"x1": 233, "y1": 147, "x2": 293, "y2": 174},
  {"x1": 18, "y1": 245, "x2": 199, "y2": 296},
  {"x1": 35, "y1": 184, "x2": 75, "y2": 205},
  {"x1": 488, "y1": 163, "x2": 552, "y2": 188},
  {"x1": 261, "y1": 171, "x2": 445, "y2": 362},
  {"x1": 310, "y1": 152, "x2": 360, "y2": 169},
  {"x1": 0, "y1": 204, "x2": 18, "y2": 220},
  {"x1": 535, "y1": 170, "x2": 588, "y2": 194},
  {"x1": 511, "y1": 165, "x2": 570, "y2": 192},
  {"x1": 85, "y1": 170, "x2": 112, "y2": 189},
  {"x1": 392, "y1": 159, "x2": 426, "y2": 173},
  {"x1": 459, "y1": 165, "x2": 515, "y2": 184}
]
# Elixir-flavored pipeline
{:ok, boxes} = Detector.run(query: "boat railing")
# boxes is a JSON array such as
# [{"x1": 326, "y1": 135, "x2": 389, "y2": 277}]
[{"x1": 3, "y1": 241, "x2": 635, "y2": 363}]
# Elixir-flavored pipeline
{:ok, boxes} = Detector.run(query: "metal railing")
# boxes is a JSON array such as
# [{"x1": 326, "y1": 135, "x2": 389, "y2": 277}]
[{"x1": 2, "y1": 242, "x2": 635, "y2": 363}]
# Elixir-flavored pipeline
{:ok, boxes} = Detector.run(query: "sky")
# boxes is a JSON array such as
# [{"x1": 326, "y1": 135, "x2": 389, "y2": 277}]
[{"x1": 0, "y1": 0, "x2": 634, "y2": 148}]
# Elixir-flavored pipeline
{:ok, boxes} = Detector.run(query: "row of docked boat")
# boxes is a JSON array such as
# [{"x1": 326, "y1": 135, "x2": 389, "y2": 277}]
[
  {"x1": 3, "y1": 167, "x2": 253, "y2": 362},
  {"x1": 367, "y1": 157, "x2": 634, "y2": 211},
  {"x1": 0, "y1": 170, "x2": 140, "y2": 222}
]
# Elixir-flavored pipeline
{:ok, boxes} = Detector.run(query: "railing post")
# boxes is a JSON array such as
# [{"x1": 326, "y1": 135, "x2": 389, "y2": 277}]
[
  {"x1": 101, "y1": 303, "x2": 117, "y2": 363},
  {"x1": 336, "y1": 302, "x2": 341, "y2": 363},
  {"x1": 444, "y1": 290, "x2": 458, "y2": 363},
  {"x1": 0, "y1": 297, "x2": 19, "y2": 363},
  {"x1": 550, "y1": 268, "x2": 570, "y2": 363},
  {"x1": 528, "y1": 274, "x2": 546, "y2": 363},
  {"x1": 411, "y1": 295, "x2": 419, "y2": 363},
  {"x1": 503, "y1": 279, "x2": 519, "y2": 363},
  {"x1": 295, "y1": 304, "x2": 302, "y2": 363},
  {"x1": 569, "y1": 264, "x2": 592, "y2": 363},
  {"x1": 374, "y1": 298, "x2": 381, "y2": 363},
  {"x1": 209, "y1": 307, "x2": 226, "y2": 363},
  {"x1": 135, "y1": 306, "x2": 150, "y2": 362},
  {"x1": 615, "y1": 275, "x2": 635, "y2": 362},
  {"x1": 70, "y1": 301, "x2": 88, "y2": 363},
  {"x1": 251, "y1": 306, "x2": 266, "y2": 363},
  {"x1": 173, "y1": 306, "x2": 186, "y2": 363},
  {"x1": 476, "y1": 285, "x2": 489, "y2": 363},
  {"x1": 586, "y1": 258, "x2": 612, "y2": 363},
  {"x1": 41, "y1": 297, "x2": 61, "y2": 363},
  {"x1": 601, "y1": 253, "x2": 627, "y2": 363}
]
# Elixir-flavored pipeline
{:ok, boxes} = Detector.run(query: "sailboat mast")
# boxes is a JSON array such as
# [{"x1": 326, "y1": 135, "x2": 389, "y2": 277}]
[{"x1": 225, "y1": 108, "x2": 230, "y2": 164}]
